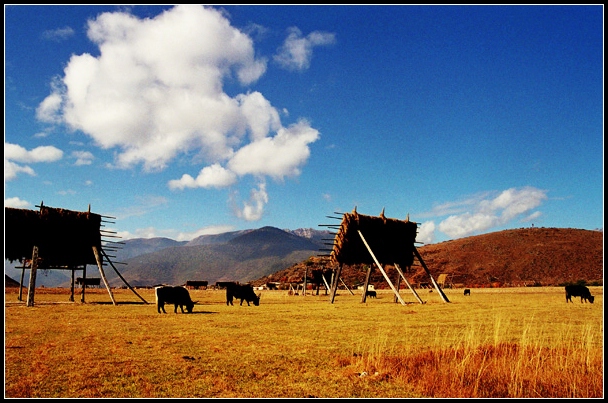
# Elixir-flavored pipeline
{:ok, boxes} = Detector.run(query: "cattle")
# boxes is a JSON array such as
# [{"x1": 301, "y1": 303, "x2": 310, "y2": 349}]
[
  {"x1": 463, "y1": 289, "x2": 471, "y2": 296},
  {"x1": 155, "y1": 286, "x2": 197, "y2": 313},
  {"x1": 365, "y1": 290, "x2": 377, "y2": 298},
  {"x1": 226, "y1": 283, "x2": 260, "y2": 306},
  {"x1": 565, "y1": 285, "x2": 594, "y2": 304}
]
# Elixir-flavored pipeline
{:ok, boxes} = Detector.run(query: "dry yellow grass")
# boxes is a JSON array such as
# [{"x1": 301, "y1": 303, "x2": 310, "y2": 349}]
[{"x1": 4, "y1": 286, "x2": 603, "y2": 398}]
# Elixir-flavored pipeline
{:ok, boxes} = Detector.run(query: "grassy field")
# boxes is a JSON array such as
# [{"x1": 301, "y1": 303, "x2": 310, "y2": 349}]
[{"x1": 4, "y1": 286, "x2": 603, "y2": 398}]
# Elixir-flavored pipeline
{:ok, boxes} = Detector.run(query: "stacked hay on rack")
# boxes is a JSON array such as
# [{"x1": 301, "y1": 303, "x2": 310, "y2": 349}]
[
  {"x1": 4, "y1": 205, "x2": 102, "y2": 267},
  {"x1": 330, "y1": 208, "x2": 418, "y2": 268}
]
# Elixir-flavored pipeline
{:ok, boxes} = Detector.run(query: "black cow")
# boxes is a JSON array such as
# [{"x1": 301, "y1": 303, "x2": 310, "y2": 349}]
[
  {"x1": 155, "y1": 286, "x2": 196, "y2": 313},
  {"x1": 226, "y1": 283, "x2": 260, "y2": 306},
  {"x1": 463, "y1": 289, "x2": 471, "y2": 296},
  {"x1": 565, "y1": 285, "x2": 594, "y2": 304},
  {"x1": 365, "y1": 290, "x2": 377, "y2": 298}
]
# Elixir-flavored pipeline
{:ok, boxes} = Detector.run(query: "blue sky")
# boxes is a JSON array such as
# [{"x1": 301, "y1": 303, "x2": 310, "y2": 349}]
[{"x1": 4, "y1": 5, "x2": 604, "y2": 245}]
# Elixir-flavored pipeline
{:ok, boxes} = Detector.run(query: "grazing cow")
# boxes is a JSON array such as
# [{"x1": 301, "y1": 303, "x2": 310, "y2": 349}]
[
  {"x1": 565, "y1": 285, "x2": 595, "y2": 304},
  {"x1": 463, "y1": 289, "x2": 471, "y2": 296},
  {"x1": 155, "y1": 286, "x2": 196, "y2": 313},
  {"x1": 365, "y1": 290, "x2": 377, "y2": 298},
  {"x1": 226, "y1": 283, "x2": 260, "y2": 306}
]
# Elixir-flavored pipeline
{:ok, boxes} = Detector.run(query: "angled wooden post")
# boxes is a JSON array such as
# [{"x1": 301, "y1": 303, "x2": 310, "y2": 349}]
[
  {"x1": 394, "y1": 263, "x2": 424, "y2": 304},
  {"x1": 329, "y1": 264, "x2": 342, "y2": 303},
  {"x1": 413, "y1": 247, "x2": 450, "y2": 303},
  {"x1": 92, "y1": 246, "x2": 116, "y2": 305},
  {"x1": 340, "y1": 277, "x2": 354, "y2": 295},
  {"x1": 101, "y1": 246, "x2": 147, "y2": 304},
  {"x1": 358, "y1": 230, "x2": 406, "y2": 305}
]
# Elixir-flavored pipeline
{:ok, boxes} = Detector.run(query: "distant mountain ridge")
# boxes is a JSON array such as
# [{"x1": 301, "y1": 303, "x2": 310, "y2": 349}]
[{"x1": 5, "y1": 227, "x2": 602, "y2": 289}]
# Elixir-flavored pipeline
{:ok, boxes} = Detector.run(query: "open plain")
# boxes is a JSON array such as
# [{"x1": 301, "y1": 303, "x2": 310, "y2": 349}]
[{"x1": 4, "y1": 286, "x2": 603, "y2": 398}]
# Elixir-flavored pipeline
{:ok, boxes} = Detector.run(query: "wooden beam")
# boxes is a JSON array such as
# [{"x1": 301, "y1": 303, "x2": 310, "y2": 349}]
[
  {"x1": 99, "y1": 247, "x2": 148, "y2": 304},
  {"x1": 92, "y1": 246, "x2": 116, "y2": 305},
  {"x1": 413, "y1": 247, "x2": 450, "y2": 303},
  {"x1": 394, "y1": 263, "x2": 424, "y2": 304},
  {"x1": 358, "y1": 230, "x2": 406, "y2": 305},
  {"x1": 340, "y1": 277, "x2": 354, "y2": 295},
  {"x1": 360, "y1": 264, "x2": 373, "y2": 303},
  {"x1": 26, "y1": 246, "x2": 39, "y2": 307},
  {"x1": 329, "y1": 264, "x2": 342, "y2": 303}
]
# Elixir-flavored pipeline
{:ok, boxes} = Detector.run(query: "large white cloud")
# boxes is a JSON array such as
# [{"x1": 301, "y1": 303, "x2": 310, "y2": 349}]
[
  {"x1": 36, "y1": 5, "x2": 325, "y2": 221},
  {"x1": 436, "y1": 187, "x2": 548, "y2": 239}
]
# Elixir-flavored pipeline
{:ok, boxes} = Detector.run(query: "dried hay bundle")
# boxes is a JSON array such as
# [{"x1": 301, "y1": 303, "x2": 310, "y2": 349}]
[
  {"x1": 4, "y1": 205, "x2": 102, "y2": 266},
  {"x1": 331, "y1": 209, "x2": 418, "y2": 268}
]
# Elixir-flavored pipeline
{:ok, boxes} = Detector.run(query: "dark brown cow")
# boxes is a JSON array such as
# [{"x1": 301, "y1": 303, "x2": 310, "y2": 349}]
[
  {"x1": 565, "y1": 285, "x2": 594, "y2": 303},
  {"x1": 155, "y1": 286, "x2": 196, "y2": 313},
  {"x1": 226, "y1": 283, "x2": 260, "y2": 306}
]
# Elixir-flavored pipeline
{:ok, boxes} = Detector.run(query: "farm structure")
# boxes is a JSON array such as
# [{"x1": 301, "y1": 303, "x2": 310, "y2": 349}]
[
  {"x1": 185, "y1": 280, "x2": 208, "y2": 290},
  {"x1": 5, "y1": 203, "x2": 147, "y2": 306},
  {"x1": 319, "y1": 207, "x2": 450, "y2": 304}
]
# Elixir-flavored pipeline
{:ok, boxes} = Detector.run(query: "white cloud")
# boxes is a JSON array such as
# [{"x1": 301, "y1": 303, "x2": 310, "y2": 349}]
[
  {"x1": 37, "y1": 5, "x2": 321, "y2": 222},
  {"x1": 4, "y1": 197, "x2": 31, "y2": 209},
  {"x1": 416, "y1": 221, "x2": 436, "y2": 245},
  {"x1": 228, "y1": 120, "x2": 319, "y2": 180},
  {"x1": 4, "y1": 143, "x2": 63, "y2": 180},
  {"x1": 436, "y1": 187, "x2": 548, "y2": 239},
  {"x1": 233, "y1": 181, "x2": 268, "y2": 221},
  {"x1": 274, "y1": 27, "x2": 336, "y2": 71},
  {"x1": 168, "y1": 163, "x2": 237, "y2": 190},
  {"x1": 42, "y1": 26, "x2": 75, "y2": 41},
  {"x1": 118, "y1": 224, "x2": 235, "y2": 241},
  {"x1": 72, "y1": 150, "x2": 94, "y2": 166}
]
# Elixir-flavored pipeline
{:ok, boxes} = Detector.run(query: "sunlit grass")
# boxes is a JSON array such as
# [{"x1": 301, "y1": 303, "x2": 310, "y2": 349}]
[{"x1": 5, "y1": 286, "x2": 603, "y2": 397}]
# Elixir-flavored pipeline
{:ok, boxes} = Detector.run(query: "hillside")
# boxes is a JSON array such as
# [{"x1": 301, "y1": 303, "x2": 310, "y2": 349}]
[
  {"x1": 102, "y1": 226, "x2": 326, "y2": 287},
  {"x1": 252, "y1": 227, "x2": 604, "y2": 288}
]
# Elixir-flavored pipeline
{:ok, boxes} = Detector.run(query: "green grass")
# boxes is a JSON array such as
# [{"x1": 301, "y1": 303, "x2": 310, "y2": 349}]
[{"x1": 4, "y1": 286, "x2": 603, "y2": 398}]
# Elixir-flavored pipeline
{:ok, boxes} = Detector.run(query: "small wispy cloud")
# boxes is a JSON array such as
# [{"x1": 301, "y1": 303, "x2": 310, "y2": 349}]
[
  {"x1": 113, "y1": 195, "x2": 169, "y2": 220},
  {"x1": 274, "y1": 27, "x2": 336, "y2": 71},
  {"x1": 41, "y1": 26, "x2": 75, "y2": 42},
  {"x1": 72, "y1": 150, "x2": 94, "y2": 166}
]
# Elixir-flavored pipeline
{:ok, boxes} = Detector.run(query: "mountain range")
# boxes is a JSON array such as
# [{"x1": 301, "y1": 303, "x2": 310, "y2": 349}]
[{"x1": 4, "y1": 226, "x2": 603, "y2": 289}]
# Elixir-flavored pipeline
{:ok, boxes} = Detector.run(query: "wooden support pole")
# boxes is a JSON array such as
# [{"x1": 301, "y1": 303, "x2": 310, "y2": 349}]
[
  {"x1": 413, "y1": 247, "x2": 450, "y2": 303},
  {"x1": 394, "y1": 263, "x2": 424, "y2": 304},
  {"x1": 321, "y1": 273, "x2": 331, "y2": 295},
  {"x1": 99, "y1": 247, "x2": 148, "y2": 304},
  {"x1": 329, "y1": 264, "x2": 342, "y2": 304},
  {"x1": 92, "y1": 246, "x2": 116, "y2": 305},
  {"x1": 81, "y1": 266, "x2": 86, "y2": 303},
  {"x1": 18, "y1": 265, "x2": 25, "y2": 301},
  {"x1": 360, "y1": 264, "x2": 373, "y2": 303},
  {"x1": 340, "y1": 277, "x2": 354, "y2": 295},
  {"x1": 358, "y1": 230, "x2": 407, "y2": 305},
  {"x1": 303, "y1": 268, "x2": 307, "y2": 296},
  {"x1": 394, "y1": 270, "x2": 402, "y2": 303},
  {"x1": 26, "y1": 246, "x2": 39, "y2": 307},
  {"x1": 69, "y1": 268, "x2": 75, "y2": 302}
]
